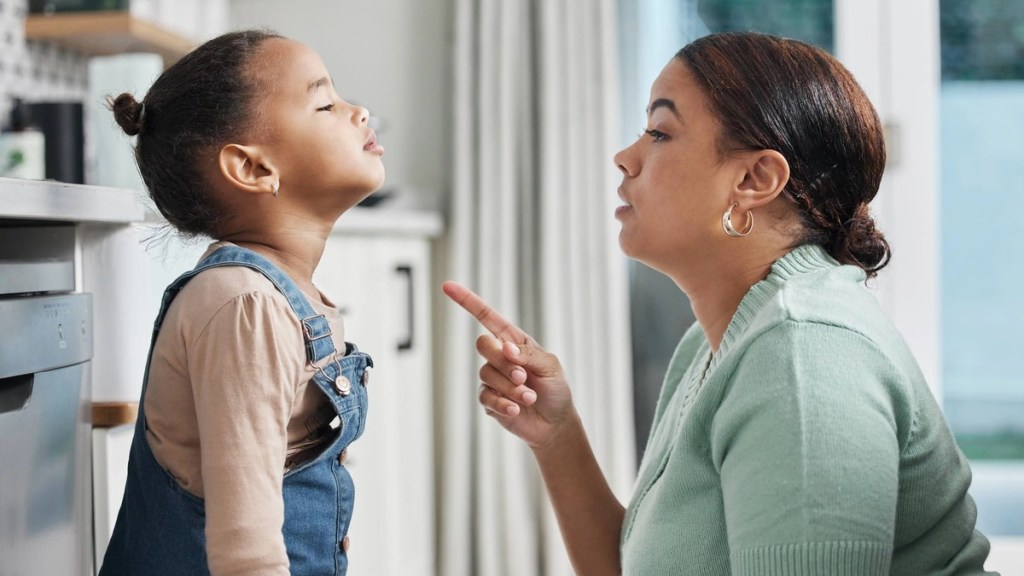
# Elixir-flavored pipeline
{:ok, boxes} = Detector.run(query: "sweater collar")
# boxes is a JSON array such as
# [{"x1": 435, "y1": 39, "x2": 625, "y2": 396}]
[{"x1": 708, "y1": 243, "x2": 840, "y2": 372}]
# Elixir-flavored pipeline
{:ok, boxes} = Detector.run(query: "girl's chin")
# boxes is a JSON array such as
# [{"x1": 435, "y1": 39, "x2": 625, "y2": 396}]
[{"x1": 356, "y1": 188, "x2": 393, "y2": 208}]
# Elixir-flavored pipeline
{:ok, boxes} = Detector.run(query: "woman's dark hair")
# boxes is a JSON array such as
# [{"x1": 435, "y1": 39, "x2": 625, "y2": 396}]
[
  {"x1": 677, "y1": 32, "x2": 890, "y2": 277},
  {"x1": 110, "y1": 29, "x2": 282, "y2": 238}
]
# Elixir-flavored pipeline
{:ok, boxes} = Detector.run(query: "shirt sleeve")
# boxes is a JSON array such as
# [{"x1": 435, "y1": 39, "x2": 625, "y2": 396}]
[
  {"x1": 188, "y1": 291, "x2": 305, "y2": 576},
  {"x1": 711, "y1": 320, "x2": 905, "y2": 576}
]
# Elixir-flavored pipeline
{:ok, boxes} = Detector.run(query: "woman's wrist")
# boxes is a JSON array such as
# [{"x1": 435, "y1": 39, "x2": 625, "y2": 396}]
[{"x1": 530, "y1": 409, "x2": 585, "y2": 456}]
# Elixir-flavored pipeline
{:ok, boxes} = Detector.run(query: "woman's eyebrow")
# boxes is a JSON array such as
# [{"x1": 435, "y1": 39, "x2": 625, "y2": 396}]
[{"x1": 647, "y1": 98, "x2": 681, "y2": 120}]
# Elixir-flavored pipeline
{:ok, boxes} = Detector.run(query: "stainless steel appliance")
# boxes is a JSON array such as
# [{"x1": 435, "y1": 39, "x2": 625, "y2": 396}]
[{"x1": 0, "y1": 224, "x2": 93, "y2": 576}]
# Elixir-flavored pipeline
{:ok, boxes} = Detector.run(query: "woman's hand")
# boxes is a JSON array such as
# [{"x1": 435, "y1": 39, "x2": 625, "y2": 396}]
[
  {"x1": 444, "y1": 281, "x2": 625, "y2": 576},
  {"x1": 442, "y1": 281, "x2": 576, "y2": 449}
]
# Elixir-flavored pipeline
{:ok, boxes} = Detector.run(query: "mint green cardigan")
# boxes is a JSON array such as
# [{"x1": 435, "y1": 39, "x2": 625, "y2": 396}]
[{"x1": 620, "y1": 244, "x2": 995, "y2": 575}]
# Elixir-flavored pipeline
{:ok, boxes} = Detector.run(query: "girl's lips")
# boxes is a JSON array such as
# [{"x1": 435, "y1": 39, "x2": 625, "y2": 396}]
[{"x1": 364, "y1": 132, "x2": 384, "y2": 154}]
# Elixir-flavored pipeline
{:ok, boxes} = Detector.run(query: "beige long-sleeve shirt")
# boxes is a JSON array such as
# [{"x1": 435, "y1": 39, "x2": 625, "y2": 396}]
[{"x1": 144, "y1": 243, "x2": 346, "y2": 576}]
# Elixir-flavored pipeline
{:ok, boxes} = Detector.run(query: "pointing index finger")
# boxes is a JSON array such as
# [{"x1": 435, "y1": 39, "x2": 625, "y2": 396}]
[{"x1": 441, "y1": 281, "x2": 530, "y2": 344}]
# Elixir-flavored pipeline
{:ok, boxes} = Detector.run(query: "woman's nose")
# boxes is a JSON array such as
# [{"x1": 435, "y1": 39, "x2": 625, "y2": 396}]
[{"x1": 614, "y1": 144, "x2": 637, "y2": 177}]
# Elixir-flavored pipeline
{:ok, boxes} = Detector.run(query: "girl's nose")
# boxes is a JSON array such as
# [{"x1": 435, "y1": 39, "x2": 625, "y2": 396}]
[{"x1": 356, "y1": 106, "x2": 370, "y2": 126}]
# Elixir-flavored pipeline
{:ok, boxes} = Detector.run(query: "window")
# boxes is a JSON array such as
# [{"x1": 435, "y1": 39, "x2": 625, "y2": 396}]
[{"x1": 939, "y1": 0, "x2": 1024, "y2": 537}]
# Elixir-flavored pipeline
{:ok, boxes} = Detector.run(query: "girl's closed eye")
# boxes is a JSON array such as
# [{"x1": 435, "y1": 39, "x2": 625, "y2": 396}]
[
  {"x1": 644, "y1": 128, "x2": 668, "y2": 142},
  {"x1": 317, "y1": 103, "x2": 334, "y2": 112}
]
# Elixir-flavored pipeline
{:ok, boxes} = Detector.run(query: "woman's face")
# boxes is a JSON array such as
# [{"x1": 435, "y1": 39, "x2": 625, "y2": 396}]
[{"x1": 613, "y1": 59, "x2": 742, "y2": 271}]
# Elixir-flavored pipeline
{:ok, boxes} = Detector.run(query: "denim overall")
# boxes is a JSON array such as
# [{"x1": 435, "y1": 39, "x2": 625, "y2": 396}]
[{"x1": 99, "y1": 246, "x2": 372, "y2": 576}]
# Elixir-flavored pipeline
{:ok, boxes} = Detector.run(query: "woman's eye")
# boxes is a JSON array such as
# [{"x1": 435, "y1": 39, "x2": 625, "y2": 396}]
[
  {"x1": 317, "y1": 104, "x2": 335, "y2": 112},
  {"x1": 644, "y1": 129, "x2": 668, "y2": 142}
]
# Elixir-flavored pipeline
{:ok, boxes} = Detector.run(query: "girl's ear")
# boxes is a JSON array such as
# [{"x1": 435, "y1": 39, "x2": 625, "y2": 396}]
[
  {"x1": 730, "y1": 149, "x2": 790, "y2": 210},
  {"x1": 218, "y1": 143, "x2": 279, "y2": 196}
]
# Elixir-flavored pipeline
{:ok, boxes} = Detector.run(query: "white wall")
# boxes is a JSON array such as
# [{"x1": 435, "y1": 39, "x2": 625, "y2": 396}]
[
  {"x1": 836, "y1": 0, "x2": 941, "y2": 399},
  {"x1": 230, "y1": 0, "x2": 454, "y2": 210}
]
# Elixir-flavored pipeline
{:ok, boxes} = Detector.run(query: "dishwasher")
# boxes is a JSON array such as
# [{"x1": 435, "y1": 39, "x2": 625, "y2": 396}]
[{"x1": 0, "y1": 224, "x2": 94, "y2": 576}]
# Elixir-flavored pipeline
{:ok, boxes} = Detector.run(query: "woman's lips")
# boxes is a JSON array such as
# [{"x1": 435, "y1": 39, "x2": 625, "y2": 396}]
[{"x1": 615, "y1": 187, "x2": 632, "y2": 219}]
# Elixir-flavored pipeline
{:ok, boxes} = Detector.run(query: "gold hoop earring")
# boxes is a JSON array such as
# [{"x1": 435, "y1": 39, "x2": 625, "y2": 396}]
[
  {"x1": 722, "y1": 203, "x2": 753, "y2": 237},
  {"x1": 272, "y1": 182, "x2": 280, "y2": 197}
]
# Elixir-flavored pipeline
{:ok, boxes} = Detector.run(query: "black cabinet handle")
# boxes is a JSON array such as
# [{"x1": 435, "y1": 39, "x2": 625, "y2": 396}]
[{"x1": 396, "y1": 265, "x2": 414, "y2": 351}]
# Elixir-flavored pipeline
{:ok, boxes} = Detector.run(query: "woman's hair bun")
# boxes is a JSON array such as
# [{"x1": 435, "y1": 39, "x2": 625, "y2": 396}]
[
  {"x1": 836, "y1": 203, "x2": 891, "y2": 277},
  {"x1": 109, "y1": 92, "x2": 144, "y2": 136}
]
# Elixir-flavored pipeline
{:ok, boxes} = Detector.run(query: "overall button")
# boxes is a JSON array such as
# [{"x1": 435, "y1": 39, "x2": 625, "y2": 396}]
[
  {"x1": 338, "y1": 449, "x2": 348, "y2": 465},
  {"x1": 335, "y1": 375, "x2": 352, "y2": 396},
  {"x1": 362, "y1": 370, "x2": 370, "y2": 386},
  {"x1": 338, "y1": 536, "x2": 350, "y2": 552}
]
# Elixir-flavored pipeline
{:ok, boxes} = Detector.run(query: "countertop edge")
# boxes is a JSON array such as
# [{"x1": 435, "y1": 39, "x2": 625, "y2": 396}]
[
  {"x1": 0, "y1": 178, "x2": 146, "y2": 224},
  {"x1": 139, "y1": 206, "x2": 446, "y2": 238},
  {"x1": 331, "y1": 207, "x2": 445, "y2": 238},
  {"x1": 0, "y1": 179, "x2": 445, "y2": 236}
]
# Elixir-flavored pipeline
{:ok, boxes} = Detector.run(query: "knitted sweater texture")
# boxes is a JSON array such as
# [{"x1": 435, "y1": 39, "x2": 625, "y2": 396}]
[{"x1": 620, "y1": 244, "x2": 995, "y2": 575}]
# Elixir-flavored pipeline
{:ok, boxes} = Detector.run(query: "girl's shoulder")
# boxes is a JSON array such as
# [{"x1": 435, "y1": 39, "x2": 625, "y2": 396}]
[
  {"x1": 177, "y1": 264, "x2": 289, "y2": 314},
  {"x1": 161, "y1": 264, "x2": 300, "y2": 346}
]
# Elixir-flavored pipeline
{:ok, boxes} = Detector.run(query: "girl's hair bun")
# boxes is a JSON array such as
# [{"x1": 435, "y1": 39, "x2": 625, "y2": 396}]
[{"x1": 109, "y1": 92, "x2": 144, "y2": 136}]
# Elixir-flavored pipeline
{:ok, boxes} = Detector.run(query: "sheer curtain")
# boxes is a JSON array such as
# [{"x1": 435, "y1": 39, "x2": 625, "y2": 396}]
[{"x1": 435, "y1": 1, "x2": 635, "y2": 574}]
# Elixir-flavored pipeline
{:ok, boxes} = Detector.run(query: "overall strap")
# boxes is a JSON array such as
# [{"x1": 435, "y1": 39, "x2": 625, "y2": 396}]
[{"x1": 150, "y1": 245, "x2": 337, "y2": 366}]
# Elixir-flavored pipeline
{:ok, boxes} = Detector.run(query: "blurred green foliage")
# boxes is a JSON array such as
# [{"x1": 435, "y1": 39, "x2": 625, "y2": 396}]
[
  {"x1": 697, "y1": 0, "x2": 834, "y2": 51},
  {"x1": 942, "y1": 0, "x2": 1024, "y2": 80},
  {"x1": 956, "y1": 433, "x2": 1024, "y2": 460}
]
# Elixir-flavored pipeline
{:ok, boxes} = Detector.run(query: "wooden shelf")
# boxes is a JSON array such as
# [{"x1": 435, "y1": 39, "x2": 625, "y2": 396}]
[
  {"x1": 92, "y1": 401, "x2": 139, "y2": 428},
  {"x1": 24, "y1": 11, "x2": 195, "y2": 66}
]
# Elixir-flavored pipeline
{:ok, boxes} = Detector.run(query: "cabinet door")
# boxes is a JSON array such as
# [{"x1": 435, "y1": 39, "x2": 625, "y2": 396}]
[{"x1": 316, "y1": 235, "x2": 435, "y2": 576}]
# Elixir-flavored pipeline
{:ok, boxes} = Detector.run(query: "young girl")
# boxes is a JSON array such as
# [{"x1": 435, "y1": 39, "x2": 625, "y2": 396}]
[{"x1": 98, "y1": 30, "x2": 385, "y2": 576}]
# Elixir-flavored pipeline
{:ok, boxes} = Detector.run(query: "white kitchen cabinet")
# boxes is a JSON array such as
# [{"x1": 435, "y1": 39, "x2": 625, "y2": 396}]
[
  {"x1": 91, "y1": 423, "x2": 134, "y2": 568},
  {"x1": 314, "y1": 222, "x2": 439, "y2": 576}
]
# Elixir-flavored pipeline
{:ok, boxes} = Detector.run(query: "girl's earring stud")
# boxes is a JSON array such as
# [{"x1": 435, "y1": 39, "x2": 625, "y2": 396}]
[{"x1": 272, "y1": 182, "x2": 280, "y2": 197}]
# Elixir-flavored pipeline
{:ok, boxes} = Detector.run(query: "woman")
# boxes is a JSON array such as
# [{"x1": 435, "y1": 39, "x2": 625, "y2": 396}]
[{"x1": 443, "y1": 32, "x2": 995, "y2": 575}]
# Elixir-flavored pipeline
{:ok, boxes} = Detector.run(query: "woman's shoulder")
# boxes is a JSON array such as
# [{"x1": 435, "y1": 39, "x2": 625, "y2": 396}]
[
  {"x1": 738, "y1": 244, "x2": 902, "y2": 355},
  {"x1": 740, "y1": 269, "x2": 923, "y2": 397},
  {"x1": 718, "y1": 261, "x2": 931, "y2": 450},
  {"x1": 719, "y1": 245, "x2": 930, "y2": 422}
]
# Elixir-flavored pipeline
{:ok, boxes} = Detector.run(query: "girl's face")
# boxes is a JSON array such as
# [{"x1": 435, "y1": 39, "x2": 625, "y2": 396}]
[
  {"x1": 255, "y1": 39, "x2": 385, "y2": 207},
  {"x1": 613, "y1": 59, "x2": 743, "y2": 273}
]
